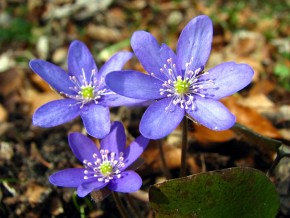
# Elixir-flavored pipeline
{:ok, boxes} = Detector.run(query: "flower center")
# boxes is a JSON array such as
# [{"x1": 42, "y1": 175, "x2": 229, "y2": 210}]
[
  {"x1": 60, "y1": 68, "x2": 110, "y2": 108},
  {"x1": 151, "y1": 57, "x2": 215, "y2": 111},
  {"x1": 174, "y1": 77, "x2": 190, "y2": 94},
  {"x1": 83, "y1": 149, "x2": 125, "y2": 183},
  {"x1": 99, "y1": 162, "x2": 113, "y2": 176},
  {"x1": 81, "y1": 86, "x2": 94, "y2": 99}
]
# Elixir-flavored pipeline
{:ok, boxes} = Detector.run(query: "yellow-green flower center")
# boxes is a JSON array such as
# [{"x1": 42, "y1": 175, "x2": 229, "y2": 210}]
[
  {"x1": 81, "y1": 86, "x2": 94, "y2": 99},
  {"x1": 100, "y1": 162, "x2": 113, "y2": 176},
  {"x1": 174, "y1": 77, "x2": 190, "y2": 94}
]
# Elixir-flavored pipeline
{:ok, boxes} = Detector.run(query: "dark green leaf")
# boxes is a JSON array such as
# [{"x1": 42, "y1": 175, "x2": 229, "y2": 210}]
[{"x1": 149, "y1": 167, "x2": 279, "y2": 218}]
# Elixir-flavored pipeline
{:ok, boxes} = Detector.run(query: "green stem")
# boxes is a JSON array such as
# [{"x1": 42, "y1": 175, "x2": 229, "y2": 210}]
[
  {"x1": 158, "y1": 139, "x2": 172, "y2": 179},
  {"x1": 112, "y1": 192, "x2": 129, "y2": 218},
  {"x1": 180, "y1": 117, "x2": 188, "y2": 177}
]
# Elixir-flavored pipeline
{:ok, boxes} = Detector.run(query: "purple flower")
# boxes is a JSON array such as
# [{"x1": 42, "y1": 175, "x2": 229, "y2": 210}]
[
  {"x1": 49, "y1": 121, "x2": 149, "y2": 197},
  {"x1": 29, "y1": 40, "x2": 145, "y2": 138},
  {"x1": 106, "y1": 15, "x2": 254, "y2": 139}
]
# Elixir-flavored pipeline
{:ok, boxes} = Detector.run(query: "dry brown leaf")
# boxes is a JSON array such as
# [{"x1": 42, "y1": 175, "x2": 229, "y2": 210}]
[
  {"x1": 0, "y1": 68, "x2": 24, "y2": 97},
  {"x1": 27, "y1": 89, "x2": 61, "y2": 116},
  {"x1": 30, "y1": 143, "x2": 52, "y2": 168},
  {"x1": 190, "y1": 95, "x2": 276, "y2": 144},
  {"x1": 86, "y1": 24, "x2": 123, "y2": 43},
  {"x1": 141, "y1": 140, "x2": 181, "y2": 172},
  {"x1": 187, "y1": 156, "x2": 202, "y2": 174},
  {"x1": 279, "y1": 129, "x2": 290, "y2": 141},
  {"x1": 52, "y1": 47, "x2": 68, "y2": 64},
  {"x1": 50, "y1": 197, "x2": 64, "y2": 216},
  {"x1": 237, "y1": 94, "x2": 275, "y2": 114},
  {"x1": 29, "y1": 73, "x2": 54, "y2": 92},
  {"x1": 230, "y1": 31, "x2": 265, "y2": 57},
  {"x1": 249, "y1": 79, "x2": 276, "y2": 96},
  {"x1": 0, "y1": 104, "x2": 8, "y2": 122},
  {"x1": 235, "y1": 57, "x2": 263, "y2": 82},
  {"x1": 222, "y1": 96, "x2": 281, "y2": 139},
  {"x1": 191, "y1": 125, "x2": 235, "y2": 145},
  {"x1": 256, "y1": 18, "x2": 277, "y2": 33},
  {"x1": 106, "y1": 7, "x2": 126, "y2": 27},
  {"x1": 23, "y1": 183, "x2": 47, "y2": 204}
]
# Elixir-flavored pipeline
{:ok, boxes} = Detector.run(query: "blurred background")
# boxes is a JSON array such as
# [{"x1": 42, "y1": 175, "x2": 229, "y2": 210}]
[{"x1": 0, "y1": 0, "x2": 289, "y2": 217}]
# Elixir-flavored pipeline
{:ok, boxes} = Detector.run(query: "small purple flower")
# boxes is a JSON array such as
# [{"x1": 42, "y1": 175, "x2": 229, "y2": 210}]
[
  {"x1": 30, "y1": 40, "x2": 145, "y2": 138},
  {"x1": 49, "y1": 121, "x2": 149, "y2": 197},
  {"x1": 106, "y1": 15, "x2": 254, "y2": 139}
]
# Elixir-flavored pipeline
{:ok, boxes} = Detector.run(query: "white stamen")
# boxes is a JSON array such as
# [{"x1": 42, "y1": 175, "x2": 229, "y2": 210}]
[
  {"x1": 82, "y1": 149, "x2": 125, "y2": 183},
  {"x1": 151, "y1": 57, "x2": 216, "y2": 111},
  {"x1": 60, "y1": 68, "x2": 113, "y2": 109}
]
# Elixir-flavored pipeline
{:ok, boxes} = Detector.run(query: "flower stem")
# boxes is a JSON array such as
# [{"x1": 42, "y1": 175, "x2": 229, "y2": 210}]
[
  {"x1": 180, "y1": 117, "x2": 188, "y2": 177},
  {"x1": 158, "y1": 139, "x2": 172, "y2": 179},
  {"x1": 112, "y1": 192, "x2": 129, "y2": 218}
]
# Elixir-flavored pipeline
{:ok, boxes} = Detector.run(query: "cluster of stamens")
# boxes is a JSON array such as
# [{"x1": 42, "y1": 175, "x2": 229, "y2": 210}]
[
  {"x1": 61, "y1": 68, "x2": 109, "y2": 108},
  {"x1": 151, "y1": 58, "x2": 215, "y2": 110},
  {"x1": 83, "y1": 149, "x2": 125, "y2": 183}
]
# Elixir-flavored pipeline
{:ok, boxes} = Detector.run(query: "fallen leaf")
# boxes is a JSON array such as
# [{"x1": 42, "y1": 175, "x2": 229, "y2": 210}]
[
  {"x1": 23, "y1": 183, "x2": 48, "y2": 204},
  {"x1": 27, "y1": 88, "x2": 61, "y2": 116},
  {"x1": 0, "y1": 104, "x2": 8, "y2": 122},
  {"x1": 237, "y1": 94, "x2": 275, "y2": 114},
  {"x1": 235, "y1": 57, "x2": 263, "y2": 82},
  {"x1": 191, "y1": 125, "x2": 235, "y2": 145},
  {"x1": 142, "y1": 140, "x2": 181, "y2": 172},
  {"x1": 86, "y1": 24, "x2": 123, "y2": 43},
  {"x1": 29, "y1": 73, "x2": 53, "y2": 92},
  {"x1": 249, "y1": 79, "x2": 276, "y2": 96},
  {"x1": 222, "y1": 96, "x2": 281, "y2": 139},
  {"x1": 0, "y1": 68, "x2": 24, "y2": 97}
]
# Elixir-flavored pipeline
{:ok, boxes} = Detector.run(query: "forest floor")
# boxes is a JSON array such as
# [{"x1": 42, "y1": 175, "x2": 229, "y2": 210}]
[{"x1": 0, "y1": 0, "x2": 290, "y2": 217}]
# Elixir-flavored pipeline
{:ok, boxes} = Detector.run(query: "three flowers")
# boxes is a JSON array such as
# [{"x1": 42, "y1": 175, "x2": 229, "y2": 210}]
[{"x1": 30, "y1": 15, "x2": 253, "y2": 197}]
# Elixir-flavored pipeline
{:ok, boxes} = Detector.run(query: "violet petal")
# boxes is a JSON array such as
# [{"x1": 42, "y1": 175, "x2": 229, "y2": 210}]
[
  {"x1": 131, "y1": 31, "x2": 177, "y2": 81},
  {"x1": 68, "y1": 40, "x2": 98, "y2": 82},
  {"x1": 49, "y1": 168, "x2": 86, "y2": 187},
  {"x1": 107, "y1": 171, "x2": 142, "y2": 193},
  {"x1": 29, "y1": 60, "x2": 75, "y2": 95},
  {"x1": 77, "y1": 181, "x2": 108, "y2": 197},
  {"x1": 177, "y1": 15, "x2": 213, "y2": 74},
  {"x1": 140, "y1": 98, "x2": 185, "y2": 139},
  {"x1": 101, "y1": 92, "x2": 148, "y2": 107},
  {"x1": 123, "y1": 135, "x2": 149, "y2": 170},
  {"x1": 80, "y1": 104, "x2": 110, "y2": 138},
  {"x1": 98, "y1": 51, "x2": 133, "y2": 80},
  {"x1": 32, "y1": 99, "x2": 80, "y2": 127},
  {"x1": 186, "y1": 97, "x2": 236, "y2": 131},
  {"x1": 201, "y1": 62, "x2": 254, "y2": 99},
  {"x1": 106, "y1": 70, "x2": 163, "y2": 100},
  {"x1": 68, "y1": 132, "x2": 100, "y2": 164},
  {"x1": 100, "y1": 121, "x2": 126, "y2": 159}
]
